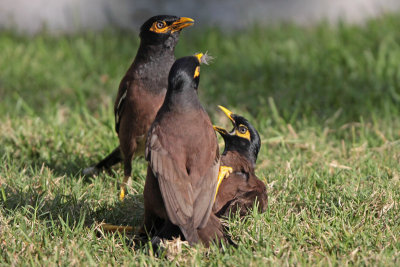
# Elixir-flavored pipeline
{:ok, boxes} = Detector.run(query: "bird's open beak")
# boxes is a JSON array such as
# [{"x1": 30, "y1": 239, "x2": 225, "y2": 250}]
[
  {"x1": 214, "y1": 106, "x2": 236, "y2": 136},
  {"x1": 171, "y1": 17, "x2": 194, "y2": 32},
  {"x1": 213, "y1": 125, "x2": 229, "y2": 136}
]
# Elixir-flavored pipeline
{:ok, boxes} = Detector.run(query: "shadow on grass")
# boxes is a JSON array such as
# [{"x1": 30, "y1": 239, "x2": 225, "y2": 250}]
[
  {"x1": 1, "y1": 185, "x2": 144, "y2": 229},
  {"x1": 0, "y1": 148, "x2": 88, "y2": 180},
  {"x1": 0, "y1": 143, "x2": 122, "y2": 182}
]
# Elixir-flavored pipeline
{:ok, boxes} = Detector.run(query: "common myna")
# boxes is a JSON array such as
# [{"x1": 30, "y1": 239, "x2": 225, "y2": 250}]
[
  {"x1": 143, "y1": 54, "x2": 226, "y2": 246},
  {"x1": 82, "y1": 15, "x2": 194, "y2": 201},
  {"x1": 213, "y1": 106, "x2": 268, "y2": 217}
]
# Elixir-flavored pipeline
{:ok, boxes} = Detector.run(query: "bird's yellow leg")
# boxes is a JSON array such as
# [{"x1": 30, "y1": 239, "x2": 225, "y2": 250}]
[
  {"x1": 101, "y1": 223, "x2": 134, "y2": 233},
  {"x1": 214, "y1": 166, "x2": 233, "y2": 201},
  {"x1": 119, "y1": 176, "x2": 130, "y2": 201}
]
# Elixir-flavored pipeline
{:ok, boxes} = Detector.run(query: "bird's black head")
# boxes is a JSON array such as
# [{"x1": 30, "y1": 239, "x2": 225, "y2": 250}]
[
  {"x1": 214, "y1": 106, "x2": 261, "y2": 165},
  {"x1": 139, "y1": 15, "x2": 194, "y2": 46},
  {"x1": 167, "y1": 53, "x2": 211, "y2": 92}
]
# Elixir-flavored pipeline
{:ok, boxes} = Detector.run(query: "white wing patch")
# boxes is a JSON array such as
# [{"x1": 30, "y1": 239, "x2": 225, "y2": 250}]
[{"x1": 115, "y1": 90, "x2": 127, "y2": 126}]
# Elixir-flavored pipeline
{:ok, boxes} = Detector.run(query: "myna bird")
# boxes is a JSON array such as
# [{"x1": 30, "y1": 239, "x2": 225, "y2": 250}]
[
  {"x1": 143, "y1": 54, "x2": 226, "y2": 246},
  {"x1": 213, "y1": 106, "x2": 268, "y2": 218},
  {"x1": 82, "y1": 15, "x2": 194, "y2": 201}
]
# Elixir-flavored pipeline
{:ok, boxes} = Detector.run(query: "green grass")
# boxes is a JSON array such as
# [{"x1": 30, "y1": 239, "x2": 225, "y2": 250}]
[{"x1": 1, "y1": 13, "x2": 400, "y2": 266}]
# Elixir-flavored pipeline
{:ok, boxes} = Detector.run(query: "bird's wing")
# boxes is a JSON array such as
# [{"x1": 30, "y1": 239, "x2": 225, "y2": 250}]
[
  {"x1": 114, "y1": 80, "x2": 131, "y2": 134},
  {"x1": 193, "y1": 146, "x2": 220, "y2": 229},
  {"x1": 145, "y1": 126, "x2": 194, "y2": 228}
]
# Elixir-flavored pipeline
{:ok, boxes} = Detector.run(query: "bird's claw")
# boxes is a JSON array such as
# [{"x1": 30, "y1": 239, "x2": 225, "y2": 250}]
[
  {"x1": 119, "y1": 187, "x2": 126, "y2": 201},
  {"x1": 219, "y1": 166, "x2": 233, "y2": 180},
  {"x1": 214, "y1": 166, "x2": 233, "y2": 201}
]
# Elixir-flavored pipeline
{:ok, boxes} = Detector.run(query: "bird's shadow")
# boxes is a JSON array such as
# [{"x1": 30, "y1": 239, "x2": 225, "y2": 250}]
[{"x1": 1, "y1": 184, "x2": 144, "y2": 233}]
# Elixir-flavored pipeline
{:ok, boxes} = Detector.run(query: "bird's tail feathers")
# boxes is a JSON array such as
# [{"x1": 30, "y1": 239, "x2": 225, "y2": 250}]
[{"x1": 180, "y1": 224, "x2": 200, "y2": 245}]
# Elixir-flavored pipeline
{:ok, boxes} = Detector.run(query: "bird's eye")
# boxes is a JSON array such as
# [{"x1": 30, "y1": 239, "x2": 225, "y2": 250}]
[
  {"x1": 238, "y1": 126, "x2": 247, "y2": 134},
  {"x1": 236, "y1": 124, "x2": 251, "y2": 140},
  {"x1": 156, "y1": 21, "x2": 165, "y2": 29}
]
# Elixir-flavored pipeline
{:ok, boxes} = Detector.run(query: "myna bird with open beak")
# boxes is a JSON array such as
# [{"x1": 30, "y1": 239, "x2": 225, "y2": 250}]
[
  {"x1": 213, "y1": 106, "x2": 268, "y2": 217},
  {"x1": 82, "y1": 15, "x2": 194, "y2": 201},
  {"x1": 143, "y1": 54, "x2": 226, "y2": 246}
]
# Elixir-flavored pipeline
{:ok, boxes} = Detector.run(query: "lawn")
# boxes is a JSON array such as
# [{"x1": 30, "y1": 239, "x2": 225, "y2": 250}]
[{"x1": 1, "y1": 14, "x2": 400, "y2": 266}]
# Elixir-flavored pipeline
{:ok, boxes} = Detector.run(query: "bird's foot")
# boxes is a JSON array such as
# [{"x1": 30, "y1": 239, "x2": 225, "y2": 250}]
[
  {"x1": 119, "y1": 186, "x2": 126, "y2": 201},
  {"x1": 119, "y1": 175, "x2": 132, "y2": 201},
  {"x1": 101, "y1": 223, "x2": 134, "y2": 233},
  {"x1": 214, "y1": 166, "x2": 233, "y2": 200},
  {"x1": 219, "y1": 166, "x2": 233, "y2": 180}
]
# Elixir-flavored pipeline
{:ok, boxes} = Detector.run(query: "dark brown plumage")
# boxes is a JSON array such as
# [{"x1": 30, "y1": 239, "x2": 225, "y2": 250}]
[
  {"x1": 213, "y1": 106, "x2": 268, "y2": 218},
  {"x1": 82, "y1": 15, "x2": 194, "y2": 200},
  {"x1": 143, "y1": 54, "x2": 225, "y2": 246}
]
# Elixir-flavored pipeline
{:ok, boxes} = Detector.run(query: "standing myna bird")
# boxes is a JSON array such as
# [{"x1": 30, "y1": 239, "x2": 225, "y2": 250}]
[
  {"x1": 82, "y1": 15, "x2": 194, "y2": 201},
  {"x1": 143, "y1": 54, "x2": 226, "y2": 246},
  {"x1": 213, "y1": 106, "x2": 268, "y2": 218}
]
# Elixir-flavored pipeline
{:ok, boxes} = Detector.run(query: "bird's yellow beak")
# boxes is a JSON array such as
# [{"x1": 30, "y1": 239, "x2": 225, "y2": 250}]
[
  {"x1": 213, "y1": 125, "x2": 228, "y2": 135},
  {"x1": 171, "y1": 17, "x2": 194, "y2": 32},
  {"x1": 195, "y1": 53, "x2": 204, "y2": 63},
  {"x1": 214, "y1": 106, "x2": 236, "y2": 136},
  {"x1": 218, "y1": 105, "x2": 235, "y2": 123}
]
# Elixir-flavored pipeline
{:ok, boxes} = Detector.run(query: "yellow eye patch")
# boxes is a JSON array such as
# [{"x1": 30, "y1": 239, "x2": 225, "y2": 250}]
[
  {"x1": 194, "y1": 66, "x2": 200, "y2": 78},
  {"x1": 235, "y1": 124, "x2": 250, "y2": 141},
  {"x1": 149, "y1": 21, "x2": 169, "y2": 33}
]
